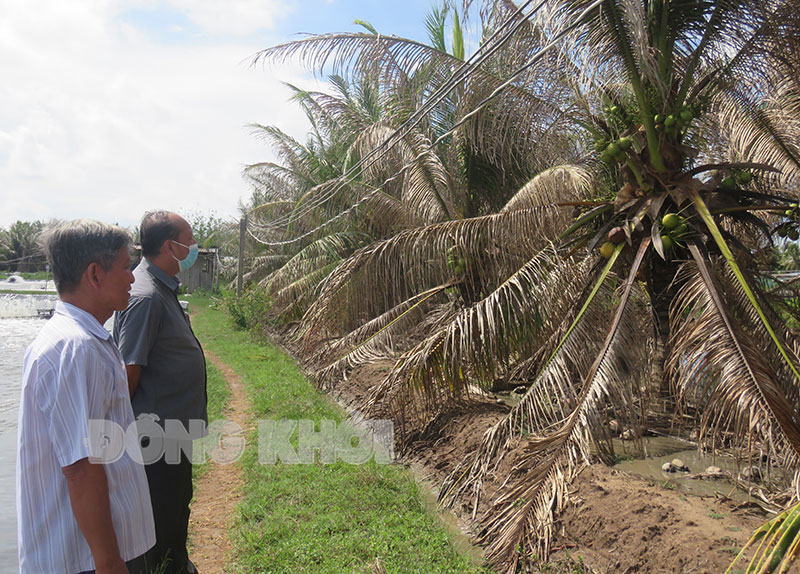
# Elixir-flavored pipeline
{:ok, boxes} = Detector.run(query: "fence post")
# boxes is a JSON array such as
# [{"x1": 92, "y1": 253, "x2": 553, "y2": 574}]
[{"x1": 237, "y1": 215, "x2": 247, "y2": 297}]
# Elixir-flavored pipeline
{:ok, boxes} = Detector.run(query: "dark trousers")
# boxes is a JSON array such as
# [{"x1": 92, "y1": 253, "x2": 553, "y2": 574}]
[
  {"x1": 78, "y1": 553, "x2": 149, "y2": 574},
  {"x1": 144, "y1": 450, "x2": 194, "y2": 574}
]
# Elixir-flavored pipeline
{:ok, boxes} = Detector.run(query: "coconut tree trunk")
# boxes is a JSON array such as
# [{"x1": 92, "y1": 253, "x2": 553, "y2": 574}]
[{"x1": 645, "y1": 254, "x2": 681, "y2": 409}]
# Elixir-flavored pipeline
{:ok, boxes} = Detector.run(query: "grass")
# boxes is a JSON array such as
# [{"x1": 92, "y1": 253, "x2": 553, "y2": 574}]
[{"x1": 185, "y1": 294, "x2": 492, "y2": 574}]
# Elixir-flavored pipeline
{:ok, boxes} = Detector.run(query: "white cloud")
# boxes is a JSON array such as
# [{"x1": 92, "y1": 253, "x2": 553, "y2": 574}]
[
  {"x1": 0, "y1": 0, "x2": 316, "y2": 229},
  {"x1": 169, "y1": 0, "x2": 292, "y2": 37}
]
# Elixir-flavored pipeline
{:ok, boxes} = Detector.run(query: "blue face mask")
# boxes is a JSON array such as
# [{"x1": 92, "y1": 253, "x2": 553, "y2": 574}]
[{"x1": 171, "y1": 240, "x2": 199, "y2": 272}]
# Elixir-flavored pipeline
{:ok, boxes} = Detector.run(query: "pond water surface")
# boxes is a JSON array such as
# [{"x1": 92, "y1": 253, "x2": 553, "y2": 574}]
[{"x1": 0, "y1": 290, "x2": 55, "y2": 572}]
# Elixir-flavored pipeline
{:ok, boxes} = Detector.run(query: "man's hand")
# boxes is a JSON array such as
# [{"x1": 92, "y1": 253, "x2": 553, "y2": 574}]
[
  {"x1": 62, "y1": 458, "x2": 126, "y2": 573},
  {"x1": 95, "y1": 560, "x2": 129, "y2": 574},
  {"x1": 125, "y1": 364, "x2": 143, "y2": 397}
]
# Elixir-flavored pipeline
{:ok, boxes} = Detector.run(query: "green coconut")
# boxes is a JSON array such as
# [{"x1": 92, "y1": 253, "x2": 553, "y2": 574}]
[{"x1": 661, "y1": 213, "x2": 681, "y2": 229}]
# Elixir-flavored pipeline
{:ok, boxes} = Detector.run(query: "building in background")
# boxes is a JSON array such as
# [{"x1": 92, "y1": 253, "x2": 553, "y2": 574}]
[
  {"x1": 177, "y1": 247, "x2": 221, "y2": 293},
  {"x1": 131, "y1": 246, "x2": 221, "y2": 294}
]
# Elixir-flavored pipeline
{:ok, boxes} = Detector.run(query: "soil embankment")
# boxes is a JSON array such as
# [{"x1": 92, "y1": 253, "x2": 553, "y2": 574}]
[
  {"x1": 189, "y1": 313, "x2": 769, "y2": 573},
  {"x1": 329, "y1": 360, "x2": 769, "y2": 573}
]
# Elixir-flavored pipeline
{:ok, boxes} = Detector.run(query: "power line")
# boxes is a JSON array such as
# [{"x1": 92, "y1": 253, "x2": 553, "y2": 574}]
[
  {"x1": 0, "y1": 252, "x2": 45, "y2": 265},
  {"x1": 248, "y1": 0, "x2": 545, "y2": 233},
  {"x1": 248, "y1": 0, "x2": 603, "y2": 247}
]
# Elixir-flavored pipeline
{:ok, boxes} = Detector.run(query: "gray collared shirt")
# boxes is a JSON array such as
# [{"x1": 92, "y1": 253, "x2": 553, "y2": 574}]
[{"x1": 113, "y1": 258, "x2": 207, "y2": 431}]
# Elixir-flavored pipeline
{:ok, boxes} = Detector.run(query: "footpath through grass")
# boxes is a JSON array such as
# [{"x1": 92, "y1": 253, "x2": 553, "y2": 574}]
[
  {"x1": 187, "y1": 294, "x2": 491, "y2": 574},
  {"x1": 191, "y1": 359, "x2": 229, "y2": 480}
]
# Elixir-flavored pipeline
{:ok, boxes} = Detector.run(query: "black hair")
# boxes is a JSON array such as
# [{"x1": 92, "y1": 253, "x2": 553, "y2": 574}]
[{"x1": 140, "y1": 210, "x2": 181, "y2": 257}]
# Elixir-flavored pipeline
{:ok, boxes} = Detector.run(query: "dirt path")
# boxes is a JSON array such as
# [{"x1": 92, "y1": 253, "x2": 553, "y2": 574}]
[{"x1": 189, "y1": 350, "x2": 250, "y2": 573}]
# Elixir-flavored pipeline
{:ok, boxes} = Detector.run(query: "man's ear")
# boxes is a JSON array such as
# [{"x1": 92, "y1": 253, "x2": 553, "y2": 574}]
[
  {"x1": 85, "y1": 262, "x2": 102, "y2": 289},
  {"x1": 161, "y1": 240, "x2": 173, "y2": 257}
]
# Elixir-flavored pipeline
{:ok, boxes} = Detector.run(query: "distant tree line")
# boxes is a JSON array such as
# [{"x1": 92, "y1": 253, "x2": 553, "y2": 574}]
[
  {"x1": 1, "y1": 213, "x2": 237, "y2": 275},
  {"x1": 0, "y1": 220, "x2": 46, "y2": 273}
]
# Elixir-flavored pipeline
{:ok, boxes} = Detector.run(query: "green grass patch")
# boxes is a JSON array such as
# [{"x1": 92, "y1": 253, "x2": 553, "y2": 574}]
[{"x1": 187, "y1": 295, "x2": 490, "y2": 574}]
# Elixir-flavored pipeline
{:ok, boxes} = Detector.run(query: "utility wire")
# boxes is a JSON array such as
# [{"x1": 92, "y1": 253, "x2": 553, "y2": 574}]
[
  {"x1": 0, "y1": 252, "x2": 45, "y2": 265},
  {"x1": 248, "y1": 0, "x2": 604, "y2": 247},
  {"x1": 248, "y1": 0, "x2": 545, "y2": 232}
]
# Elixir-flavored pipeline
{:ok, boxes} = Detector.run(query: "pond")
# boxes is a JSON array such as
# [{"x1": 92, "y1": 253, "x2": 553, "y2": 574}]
[
  {"x1": 613, "y1": 435, "x2": 766, "y2": 502},
  {"x1": 0, "y1": 293, "x2": 55, "y2": 573}
]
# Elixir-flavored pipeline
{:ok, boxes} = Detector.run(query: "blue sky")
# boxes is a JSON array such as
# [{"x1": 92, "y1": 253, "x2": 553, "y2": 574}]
[{"x1": 0, "y1": 0, "x2": 444, "y2": 229}]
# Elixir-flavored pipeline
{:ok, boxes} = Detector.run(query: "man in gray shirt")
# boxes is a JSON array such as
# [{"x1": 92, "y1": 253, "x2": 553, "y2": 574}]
[{"x1": 113, "y1": 211, "x2": 207, "y2": 574}]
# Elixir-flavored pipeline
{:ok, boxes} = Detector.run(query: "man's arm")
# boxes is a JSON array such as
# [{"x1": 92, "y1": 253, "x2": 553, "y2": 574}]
[
  {"x1": 125, "y1": 364, "x2": 142, "y2": 397},
  {"x1": 62, "y1": 458, "x2": 128, "y2": 574}
]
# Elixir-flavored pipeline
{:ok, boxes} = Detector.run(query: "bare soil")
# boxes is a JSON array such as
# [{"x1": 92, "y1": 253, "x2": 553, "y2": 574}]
[{"x1": 329, "y1": 359, "x2": 768, "y2": 573}]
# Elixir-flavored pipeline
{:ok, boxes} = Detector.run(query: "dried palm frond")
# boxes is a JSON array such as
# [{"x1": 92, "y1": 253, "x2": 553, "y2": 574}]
[
  {"x1": 303, "y1": 207, "x2": 569, "y2": 336},
  {"x1": 368, "y1": 246, "x2": 596, "y2": 442},
  {"x1": 263, "y1": 232, "x2": 368, "y2": 296},
  {"x1": 313, "y1": 284, "x2": 452, "y2": 388},
  {"x1": 351, "y1": 123, "x2": 453, "y2": 222},
  {"x1": 475, "y1": 239, "x2": 651, "y2": 572},
  {"x1": 441, "y1": 246, "x2": 650, "y2": 509},
  {"x1": 501, "y1": 165, "x2": 593, "y2": 212},
  {"x1": 668, "y1": 252, "x2": 800, "y2": 475},
  {"x1": 355, "y1": 190, "x2": 429, "y2": 235},
  {"x1": 242, "y1": 254, "x2": 291, "y2": 285},
  {"x1": 271, "y1": 262, "x2": 341, "y2": 323}
]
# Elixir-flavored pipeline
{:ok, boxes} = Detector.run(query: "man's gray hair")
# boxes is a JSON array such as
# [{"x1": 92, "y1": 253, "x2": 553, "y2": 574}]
[{"x1": 41, "y1": 220, "x2": 132, "y2": 294}]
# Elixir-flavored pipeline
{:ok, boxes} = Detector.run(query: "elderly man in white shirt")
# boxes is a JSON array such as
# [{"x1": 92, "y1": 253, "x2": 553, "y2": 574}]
[{"x1": 16, "y1": 220, "x2": 155, "y2": 574}]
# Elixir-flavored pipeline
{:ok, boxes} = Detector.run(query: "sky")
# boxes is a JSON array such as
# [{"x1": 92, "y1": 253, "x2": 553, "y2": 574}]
[{"x1": 0, "y1": 0, "x2": 439, "y2": 229}]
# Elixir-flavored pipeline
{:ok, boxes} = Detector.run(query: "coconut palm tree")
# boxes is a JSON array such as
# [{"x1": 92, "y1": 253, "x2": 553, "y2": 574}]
[
  {"x1": 0, "y1": 220, "x2": 43, "y2": 272},
  {"x1": 249, "y1": 0, "x2": 800, "y2": 571},
  {"x1": 243, "y1": 67, "x2": 460, "y2": 323}
]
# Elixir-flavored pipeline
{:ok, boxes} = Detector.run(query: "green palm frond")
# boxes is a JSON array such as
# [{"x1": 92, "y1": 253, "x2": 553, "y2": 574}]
[{"x1": 727, "y1": 501, "x2": 800, "y2": 574}]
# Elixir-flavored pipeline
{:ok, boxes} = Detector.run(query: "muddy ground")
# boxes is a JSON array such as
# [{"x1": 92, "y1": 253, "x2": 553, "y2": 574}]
[{"x1": 318, "y1": 358, "x2": 769, "y2": 574}]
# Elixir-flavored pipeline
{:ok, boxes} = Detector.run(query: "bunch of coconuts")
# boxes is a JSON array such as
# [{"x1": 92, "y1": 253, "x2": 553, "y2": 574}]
[
  {"x1": 654, "y1": 106, "x2": 694, "y2": 140},
  {"x1": 659, "y1": 212, "x2": 689, "y2": 250},
  {"x1": 598, "y1": 211, "x2": 690, "y2": 259},
  {"x1": 719, "y1": 169, "x2": 753, "y2": 192},
  {"x1": 778, "y1": 203, "x2": 800, "y2": 240},
  {"x1": 597, "y1": 136, "x2": 633, "y2": 165}
]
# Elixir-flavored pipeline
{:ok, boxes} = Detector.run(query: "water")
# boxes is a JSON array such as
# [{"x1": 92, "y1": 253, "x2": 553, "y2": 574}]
[
  {"x1": 0, "y1": 293, "x2": 117, "y2": 572},
  {"x1": 613, "y1": 436, "x2": 757, "y2": 501},
  {"x1": 0, "y1": 278, "x2": 55, "y2": 294},
  {"x1": 0, "y1": 296, "x2": 50, "y2": 572},
  {"x1": 0, "y1": 293, "x2": 58, "y2": 320}
]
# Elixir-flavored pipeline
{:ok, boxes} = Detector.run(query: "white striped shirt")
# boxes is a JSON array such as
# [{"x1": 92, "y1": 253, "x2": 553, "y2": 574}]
[{"x1": 16, "y1": 302, "x2": 155, "y2": 574}]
